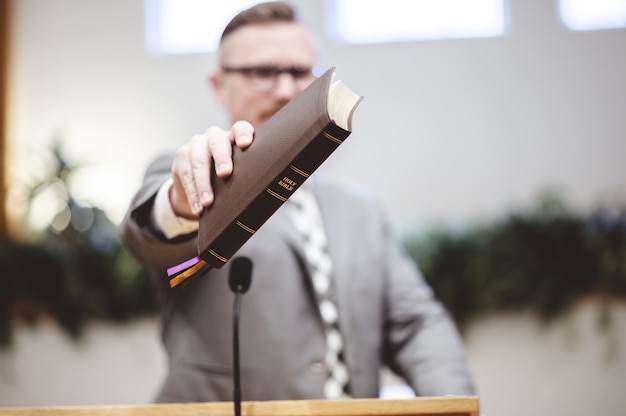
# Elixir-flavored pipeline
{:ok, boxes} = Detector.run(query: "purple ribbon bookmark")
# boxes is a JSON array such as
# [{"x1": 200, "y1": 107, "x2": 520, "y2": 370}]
[{"x1": 167, "y1": 255, "x2": 202, "y2": 277}]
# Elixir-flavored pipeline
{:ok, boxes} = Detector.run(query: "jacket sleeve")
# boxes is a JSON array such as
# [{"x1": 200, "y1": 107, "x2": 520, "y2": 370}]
[
  {"x1": 378, "y1": 204, "x2": 477, "y2": 396},
  {"x1": 118, "y1": 152, "x2": 198, "y2": 285}
]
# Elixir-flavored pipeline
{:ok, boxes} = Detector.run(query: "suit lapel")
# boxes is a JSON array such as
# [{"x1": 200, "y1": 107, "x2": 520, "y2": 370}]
[{"x1": 272, "y1": 202, "x2": 304, "y2": 257}]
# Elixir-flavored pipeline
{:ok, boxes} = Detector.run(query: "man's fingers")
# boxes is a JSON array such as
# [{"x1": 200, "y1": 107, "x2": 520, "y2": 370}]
[
  {"x1": 171, "y1": 143, "x2": 201, "y2": 218},
  {"x1": 205, "y1": 126, "x2": 234, "y2": 177},
  {"x1": 169, "y1": 123, "x2": 256, "y2": 218},
  {"x1": 189, "y1": 134, "x2": 214, "y2": 210},
  {"x1": 231, "y1": 120, "x2": 254, "y2": 148}
]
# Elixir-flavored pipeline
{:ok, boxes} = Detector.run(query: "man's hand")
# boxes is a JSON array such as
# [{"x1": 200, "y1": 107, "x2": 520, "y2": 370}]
[{"x1": 170, "y1": 121, "x2": 254, "y2": 219}]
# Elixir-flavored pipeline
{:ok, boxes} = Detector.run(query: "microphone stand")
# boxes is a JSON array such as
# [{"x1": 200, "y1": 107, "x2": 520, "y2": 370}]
[
  {"x1": 229, "y1": 257, "x2": 252, "y2": 416},
  {"x1": 233, "y1": 284, "x2": 243, "y2": 416}
]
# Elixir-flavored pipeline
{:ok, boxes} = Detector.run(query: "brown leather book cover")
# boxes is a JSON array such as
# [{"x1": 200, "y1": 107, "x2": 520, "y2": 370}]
[{"x1": 168, "y1": 68, "x2": 362, "y2": 287}]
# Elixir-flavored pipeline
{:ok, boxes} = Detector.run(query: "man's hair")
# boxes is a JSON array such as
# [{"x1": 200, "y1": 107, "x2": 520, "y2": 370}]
[{"x1": 220, "y1": 1, "x2": 297, "y2": 44}]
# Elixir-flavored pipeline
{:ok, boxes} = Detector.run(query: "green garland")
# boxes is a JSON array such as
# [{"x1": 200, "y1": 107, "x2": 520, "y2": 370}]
[
  {"x1": 0, "y1": 211, "x2": 156, "y2": 347},
  {"x1": 403, "y1": 194, "x2": 626, "y2": 331}
]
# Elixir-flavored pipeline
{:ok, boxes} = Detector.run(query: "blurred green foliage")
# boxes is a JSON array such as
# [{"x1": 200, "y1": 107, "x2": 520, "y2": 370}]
[
  {"x1": 404, "y1": 193, "x2": 626, "y2": 331},
  {"x1": 0, "y1": 143, "x2": 156, "y2": 347}
]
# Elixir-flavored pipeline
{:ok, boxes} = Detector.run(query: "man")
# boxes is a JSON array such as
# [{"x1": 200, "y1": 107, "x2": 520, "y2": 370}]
[{"x1": 121, "y1": 1, "x2": 475, "y2": 403}]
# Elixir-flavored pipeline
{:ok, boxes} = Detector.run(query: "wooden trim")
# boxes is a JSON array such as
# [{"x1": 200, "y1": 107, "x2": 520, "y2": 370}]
[
  {"x1": 0, "y1": 0, "x2": 9, "y2": 236},
  {"x1": 0, "y1": 397, "x2": 480, "y2": 416}
]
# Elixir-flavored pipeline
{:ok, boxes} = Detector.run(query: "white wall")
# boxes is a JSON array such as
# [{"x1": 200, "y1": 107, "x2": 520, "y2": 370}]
[
  {"x1": 0, "y1": 318, "x2": 166, "y2": 406},
  {"x1": 6, "y1": 0, "x2": 626, "y2": 230},
  {"x1": 464, "y1": 299, "x2": 626, "y2": 416},
  {"x1": 1, "y1": 299, "x2": 625, "y2": 416}
]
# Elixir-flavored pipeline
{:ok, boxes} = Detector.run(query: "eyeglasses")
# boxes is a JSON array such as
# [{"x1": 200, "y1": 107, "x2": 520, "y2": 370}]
[{"x1": 221, "y1": 65, "x2": 318, "y2": 92}]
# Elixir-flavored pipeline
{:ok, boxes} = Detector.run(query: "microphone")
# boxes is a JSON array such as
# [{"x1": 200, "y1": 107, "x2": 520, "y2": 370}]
[
  {"x1": 229, "y1": 257, "x2": 253, "y2": 416},
  {"x1": 229, "y1": 256, "x2": 253, "y2": 294}
]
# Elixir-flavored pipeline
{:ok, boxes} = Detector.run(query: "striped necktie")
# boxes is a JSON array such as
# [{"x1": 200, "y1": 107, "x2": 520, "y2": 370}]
[{"x1": 289, "y1": 187, "x2": 350, "y2": 399}]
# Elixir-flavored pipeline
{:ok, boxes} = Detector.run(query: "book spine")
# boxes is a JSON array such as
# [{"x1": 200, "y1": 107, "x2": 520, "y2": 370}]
[{"x1": 200, "y1": 122, "x2": 350, "y2": 268}]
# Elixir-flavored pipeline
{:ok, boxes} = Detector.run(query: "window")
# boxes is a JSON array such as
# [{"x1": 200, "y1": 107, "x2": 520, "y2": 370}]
[
  {"x1": 145, "y1": 0, "x2": 259, "y2": 55},
  {"x1": 146, "y1": 0, "x2": 508, "y2": 55},
  {"x1": 559, "y1": 0, "x2": 626, "y2": 31},
  {"x1": 329, "y1": 0, "x2": 507, "y2": 44}
]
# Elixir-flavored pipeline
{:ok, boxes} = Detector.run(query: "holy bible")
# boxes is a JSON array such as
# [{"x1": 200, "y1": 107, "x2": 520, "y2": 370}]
[{"x1": 167, "y1": 68, "x2": 363, "y2": 288}]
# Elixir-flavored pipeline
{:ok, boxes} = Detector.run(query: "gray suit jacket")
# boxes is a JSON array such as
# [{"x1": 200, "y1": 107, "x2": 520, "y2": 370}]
[{"x1": 120, "y1": 152, "x2": 475, "y2": 403}]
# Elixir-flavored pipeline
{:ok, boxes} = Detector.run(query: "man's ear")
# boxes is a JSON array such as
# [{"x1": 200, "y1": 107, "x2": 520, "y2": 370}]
[{"x1": 209, "y1": 70, "x2": 227, "y2": 106}]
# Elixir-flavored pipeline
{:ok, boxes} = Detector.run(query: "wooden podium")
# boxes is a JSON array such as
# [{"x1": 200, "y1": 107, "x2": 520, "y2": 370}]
[{"x1": 0, "y1": 397, "x2": 479, "y2": 416}]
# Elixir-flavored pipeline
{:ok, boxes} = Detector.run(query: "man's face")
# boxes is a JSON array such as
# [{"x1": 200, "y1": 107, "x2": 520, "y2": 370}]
[{"x1": 211, "y1": 22, "x2": 318, "y2": 128}]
